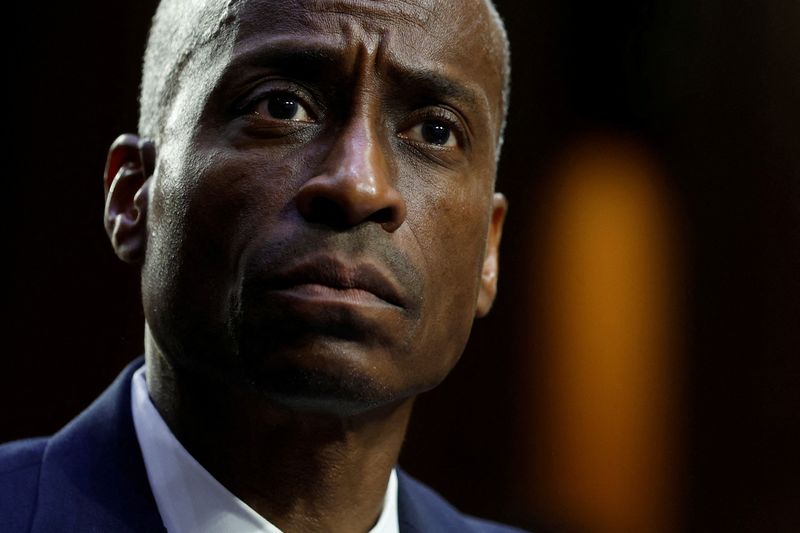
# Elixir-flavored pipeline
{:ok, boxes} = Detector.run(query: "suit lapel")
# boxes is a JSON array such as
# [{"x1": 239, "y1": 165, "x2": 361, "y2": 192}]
[
  {"x1": 28, "y1": 358, "x2": 483, "y2": 532},
  {"x1": 32, "y1": 357, "x2": 165, "y2": 532},
  {"x1": 397, "y1": 468, "x2": 474, "y2": 532}
]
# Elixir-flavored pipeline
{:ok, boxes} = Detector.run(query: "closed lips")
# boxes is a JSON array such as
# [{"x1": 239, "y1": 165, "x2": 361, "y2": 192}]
[{"x1": 266, "y1": 258, "x2": 406, "y2": 308}]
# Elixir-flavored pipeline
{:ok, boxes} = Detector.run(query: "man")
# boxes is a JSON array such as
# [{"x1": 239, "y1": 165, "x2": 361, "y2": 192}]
[{"x1": 1, "y1": 0, "x2": 518, "y2": 531}]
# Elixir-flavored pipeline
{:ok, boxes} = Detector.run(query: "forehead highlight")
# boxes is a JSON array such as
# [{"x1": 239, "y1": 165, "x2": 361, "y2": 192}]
[
  {"x1": 234, "y1": 0, "x2": 489, "y2": 43},
  {"x1": 304, "y1": 0, "x2": 438, "y2": 26}
]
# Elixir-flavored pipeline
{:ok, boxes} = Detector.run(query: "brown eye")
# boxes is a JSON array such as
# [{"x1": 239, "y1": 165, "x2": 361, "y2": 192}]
[
  {"x1": 421, "y1": 122, "x2": 453, "y2": 145},
  {"x1": 403, "y1": 119, "x2": 458, "y2": 147},
  {"x1": 254, "y1": 93, "x2": 313, "y2": 122}
]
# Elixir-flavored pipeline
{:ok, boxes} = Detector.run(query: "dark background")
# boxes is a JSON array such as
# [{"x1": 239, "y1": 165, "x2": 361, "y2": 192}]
[{"x1": 4, "y1": 1, "x2": 799, "y2": 532}]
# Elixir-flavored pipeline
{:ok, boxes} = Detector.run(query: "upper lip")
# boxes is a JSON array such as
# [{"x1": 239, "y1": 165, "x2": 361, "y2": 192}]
[{"x1": 265, "y1": 256, "x2": 407, "y2": 308}]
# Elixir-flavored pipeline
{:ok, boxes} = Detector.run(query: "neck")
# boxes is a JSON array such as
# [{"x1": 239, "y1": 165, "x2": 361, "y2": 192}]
[{"x1": 144, "y1": 340, "x2": 414, "y2": 533}]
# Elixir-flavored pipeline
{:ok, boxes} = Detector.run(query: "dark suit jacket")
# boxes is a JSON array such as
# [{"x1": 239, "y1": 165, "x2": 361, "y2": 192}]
[{"x1": 1, "y1": 358, "x2": 525, "y2": 532}]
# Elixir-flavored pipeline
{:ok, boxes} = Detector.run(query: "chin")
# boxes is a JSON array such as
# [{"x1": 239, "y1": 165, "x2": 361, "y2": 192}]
[
  {"x1": 237, "y1": 336, "x2": 415, "y2": 417},
  {"x1": 247, "y1": 365, "x2": 398, "y2": 417}
]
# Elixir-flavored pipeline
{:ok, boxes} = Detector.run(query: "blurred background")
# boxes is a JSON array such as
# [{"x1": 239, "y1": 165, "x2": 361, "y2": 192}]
[{"x1": 3, "y1": 1, "x2": 798, "y2": 531}]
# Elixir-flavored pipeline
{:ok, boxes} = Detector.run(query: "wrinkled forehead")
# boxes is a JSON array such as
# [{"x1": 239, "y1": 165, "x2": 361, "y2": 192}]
[
  {"x1": 230, "y1": 0, "x2": 505, "y2": 119},
  {"x1": 239, "y1": 0, "x2": 442, "y2": 30},
  {"x1": 235, "y1": 0, "x2": 498, "y2": 52}
]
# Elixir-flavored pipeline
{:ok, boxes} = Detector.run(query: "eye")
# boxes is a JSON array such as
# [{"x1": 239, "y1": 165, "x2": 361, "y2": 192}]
[
  {"x1": 252, "y1": 92, "x2": 314, "y2": 123},
  {"x1": 402, "y1": 119, "x2": 458, "y2": 148}
]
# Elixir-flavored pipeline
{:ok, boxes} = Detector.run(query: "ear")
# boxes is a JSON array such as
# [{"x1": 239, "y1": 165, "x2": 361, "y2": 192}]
[
  {"x1": 476, "y1": 193, "x2": 508, "y2": 317},
  {"x1": 103, "y1": 134, "x2": 156, "y2": 264}
]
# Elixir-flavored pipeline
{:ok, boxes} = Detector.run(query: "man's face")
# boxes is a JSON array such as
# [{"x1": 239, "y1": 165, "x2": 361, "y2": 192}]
[{"x1": 140, "y1": 0, "x2": 507, "y2": 415}]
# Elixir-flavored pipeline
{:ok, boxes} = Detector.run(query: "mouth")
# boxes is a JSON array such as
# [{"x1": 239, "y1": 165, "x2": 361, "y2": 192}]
[{"x1": 264, "y1": 256, "x2": 406, "y2": 309}]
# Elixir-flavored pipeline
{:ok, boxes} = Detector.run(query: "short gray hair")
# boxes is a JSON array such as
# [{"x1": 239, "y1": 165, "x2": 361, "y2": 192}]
[{"x1": 138, "y1": 0, "x2": 240, "y2": 141}]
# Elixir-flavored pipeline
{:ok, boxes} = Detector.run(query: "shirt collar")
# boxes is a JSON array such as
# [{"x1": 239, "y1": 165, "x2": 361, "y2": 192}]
[{"x1": 131, "y1": 365, "x2": 399, "y2": 533}]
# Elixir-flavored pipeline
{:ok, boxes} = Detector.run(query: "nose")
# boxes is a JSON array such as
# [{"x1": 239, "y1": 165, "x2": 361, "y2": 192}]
[{"x1": 296, "y1": 117, "x2": 406, "y2": 232}]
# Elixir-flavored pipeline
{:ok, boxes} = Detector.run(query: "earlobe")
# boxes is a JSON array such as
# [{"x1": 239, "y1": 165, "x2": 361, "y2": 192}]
[
  {"x1": 476, "y1": 193, "x2": 508, "y2": 317},
  {"x1": 104, "y1": 134, "x2": 156, "y2": 264}
]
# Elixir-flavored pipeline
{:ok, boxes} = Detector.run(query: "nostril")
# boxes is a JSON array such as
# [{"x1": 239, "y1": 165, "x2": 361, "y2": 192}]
[
  {"x1": 302, "y1": 196, "x2": 349, "y2": 228},
  {"x1": 303, "y1": 199, "x2": 400, "y2": 231},
  {"x1": 295, "y1": 174, "x2": 406, "y2": 232},
  {"x1": 369, "y1": 207, "x2": 398, "y2": 227}
]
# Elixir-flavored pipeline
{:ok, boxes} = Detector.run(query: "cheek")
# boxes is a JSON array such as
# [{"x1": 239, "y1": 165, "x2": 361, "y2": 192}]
[
  {"x1": 398, "y1": 175, "x2": 491, "y2": 379},
  {"x1": 152, "y1": 148, "x2": 298, "y2": 270},
  {"x1": 407, "y1": 175, "x2": 489, "y2": 293},
  {"x1": 142, "y1": 147, "x2": 301, "y2": 358}
]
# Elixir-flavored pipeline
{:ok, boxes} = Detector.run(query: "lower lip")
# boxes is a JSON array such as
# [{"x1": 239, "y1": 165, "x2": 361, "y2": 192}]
[{"x1": 272, "y1": 283, "x2": 394, "y2": 307}]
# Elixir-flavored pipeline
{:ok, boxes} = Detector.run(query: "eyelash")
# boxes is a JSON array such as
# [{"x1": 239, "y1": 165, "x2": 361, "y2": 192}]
[
  {"x1": 235, "y1": 81, "x2": 320, "y2": 118},
  {"x1": 401, "y1": 106, "x2": 466, "y2": 148},
  {"x1": 233, "y1": 82, "x2": 468, "y2": 150}
]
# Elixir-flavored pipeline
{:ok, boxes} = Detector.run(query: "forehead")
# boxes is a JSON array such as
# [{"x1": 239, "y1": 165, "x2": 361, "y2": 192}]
[
  {"x1": 227, "y1": 0, "x2": 505, "y2": 122},
  {"x1": 236, "y1": 0, "x2": 488, "y2": 35},
  {"x1": 235, "y1": 0, "x2": 496, "y2": 49}
]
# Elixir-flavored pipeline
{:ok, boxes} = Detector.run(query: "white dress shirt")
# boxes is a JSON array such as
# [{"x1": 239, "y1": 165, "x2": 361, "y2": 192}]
[{"x1": 131, "y1": 366, "x2": 399, "y2": 533}]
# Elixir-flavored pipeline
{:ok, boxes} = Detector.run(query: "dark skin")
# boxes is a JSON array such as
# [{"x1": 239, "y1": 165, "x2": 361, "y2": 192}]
[{"x1": 104, "y1": 0, "x2": 507, "y2": 531}]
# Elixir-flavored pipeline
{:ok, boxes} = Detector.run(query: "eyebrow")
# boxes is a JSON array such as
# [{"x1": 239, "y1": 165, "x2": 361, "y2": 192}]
[
  {"x1": 387, "y1": 66, "x2": 486, "y2": 115},
  {"x1": 221, "y1": 38, "x2": 345, "y2": 83},
  {"x1": 219, "y1": 36, "x2": 489, "y2": 118}
]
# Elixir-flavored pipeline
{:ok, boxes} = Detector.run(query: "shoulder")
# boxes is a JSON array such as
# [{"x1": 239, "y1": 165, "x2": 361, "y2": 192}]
[
  {"x1": 0, "y1": 436, "x2": 47, "y2": 483},
  {"x1": 0, "y1": 437, "x2": 48, "y2": 532},
  {"x1": 397, "y1": 469, "x2": 529, "y2": 532}
]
